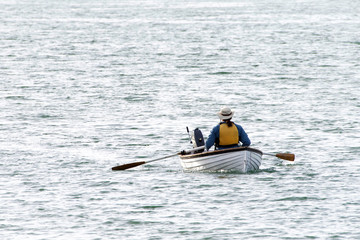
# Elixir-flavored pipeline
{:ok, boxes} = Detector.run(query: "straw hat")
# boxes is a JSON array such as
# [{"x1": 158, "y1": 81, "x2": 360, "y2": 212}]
[{"x1": 217, "y1": 107, "x2": 234, "y2": 120}]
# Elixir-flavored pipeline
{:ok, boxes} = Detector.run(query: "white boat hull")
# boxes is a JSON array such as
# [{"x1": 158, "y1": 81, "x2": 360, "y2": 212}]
[{"x1": 179, "y1": 147, "x2": 263, "y2": 172}]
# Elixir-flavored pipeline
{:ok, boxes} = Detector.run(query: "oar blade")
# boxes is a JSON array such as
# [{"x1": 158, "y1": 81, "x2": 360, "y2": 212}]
[
  {"x1": 275, "y1": 153, "x2": 295, "y2": 161},
  {"x1": 112, "y1": 161, "x2": 146, "y2": 171}
]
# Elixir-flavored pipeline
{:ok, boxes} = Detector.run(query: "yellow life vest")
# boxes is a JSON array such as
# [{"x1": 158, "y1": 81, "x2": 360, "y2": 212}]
[{"x1": 218, "y1": 123, "x2": 239, "y2": 146}]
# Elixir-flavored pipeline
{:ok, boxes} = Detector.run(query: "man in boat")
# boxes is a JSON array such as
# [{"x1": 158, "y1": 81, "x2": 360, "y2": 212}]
[{"x1": 205, "y1": 107, "x2": 251, "y2": 151}]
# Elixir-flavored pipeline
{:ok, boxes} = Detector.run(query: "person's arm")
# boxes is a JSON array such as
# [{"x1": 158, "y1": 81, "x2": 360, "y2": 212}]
[
  {"x1": 205, "y1": 125, "x2": 219, "y2": 150},
  {"x1": 236, "y1": 124, "x2": 251, "y2": 146}
]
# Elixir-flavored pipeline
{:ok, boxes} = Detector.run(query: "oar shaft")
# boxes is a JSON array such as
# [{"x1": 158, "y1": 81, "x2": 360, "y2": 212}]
[
  {"x1": 147, "y1": 153, "x2": 180, "y2": 163},
  {"x1": 182, "y1": 146, "x2": 205, "y2": 154},
  {"x1": 263, "y1": 153, "x2": 276, "y2": 157},
  {"x1": 136, "y1": 146, "x2": 205, "y2": 164},
  {"x1": 112, "y1": 146, "x2": 206, "y2": 171}
]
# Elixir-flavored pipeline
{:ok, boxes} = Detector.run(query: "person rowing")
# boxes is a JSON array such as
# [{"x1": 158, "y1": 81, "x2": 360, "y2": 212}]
[{"x1": 205, "y1": 107, "x2": 251, "y2": 151}]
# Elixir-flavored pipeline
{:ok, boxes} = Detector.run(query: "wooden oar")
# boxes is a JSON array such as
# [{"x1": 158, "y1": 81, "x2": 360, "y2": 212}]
[
  {"x1": 112, "y1": 146, "x2": 205, "y2": 171},
  {"x1": 263, "y1": 152, "x2": 295, "y2": 161}
]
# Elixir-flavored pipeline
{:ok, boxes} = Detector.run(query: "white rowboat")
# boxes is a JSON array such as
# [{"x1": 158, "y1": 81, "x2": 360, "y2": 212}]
[{"x1": 179, "y1": 147, "x2": 263, "y2": 172}]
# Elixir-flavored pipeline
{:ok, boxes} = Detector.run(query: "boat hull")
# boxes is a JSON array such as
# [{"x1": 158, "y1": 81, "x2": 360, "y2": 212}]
[{"x1": 179, "y1": 147, "x2": 263, "y2": 172}]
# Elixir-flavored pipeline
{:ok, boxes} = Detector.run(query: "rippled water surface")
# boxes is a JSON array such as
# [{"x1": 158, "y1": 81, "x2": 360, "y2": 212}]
[{"x1": 1, "y1": 0, "x2": 359, "y2": 239}]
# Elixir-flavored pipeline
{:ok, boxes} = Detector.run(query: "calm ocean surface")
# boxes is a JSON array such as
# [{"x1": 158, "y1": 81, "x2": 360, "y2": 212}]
[{"x1": 1, "y1": 0, "x2": 359, "y2": 239}]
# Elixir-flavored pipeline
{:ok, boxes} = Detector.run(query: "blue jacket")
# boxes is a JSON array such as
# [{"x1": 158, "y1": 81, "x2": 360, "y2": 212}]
[{"x1": 205, "y1": 122, "x2": 251, "y2": 150}]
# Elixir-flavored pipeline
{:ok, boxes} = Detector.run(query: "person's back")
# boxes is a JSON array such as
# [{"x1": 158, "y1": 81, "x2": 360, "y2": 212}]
[
  {"x1": 205, "y1": 107, "x2": 251, "y2": 150},
  {"x1": 218, "y1": 120, "x2": 239, "y2": 148}
]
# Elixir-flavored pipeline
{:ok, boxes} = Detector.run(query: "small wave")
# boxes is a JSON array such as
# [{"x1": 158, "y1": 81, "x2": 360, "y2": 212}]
[
  {"x1": 274, "y1": 196, "x2": 326, "y2": 201},
  {"x1": 139, "y1": 205, "x2": 165, "y2": 209},
  {"x1": 209, "y1": 71, "x2": 233, "y2": 75},
  {"x1": 38, "y1": 113, "x2": 56, "y2": 119},
  {"x1": 5, "y1": 96, "x2": 27, "y2": 100}
]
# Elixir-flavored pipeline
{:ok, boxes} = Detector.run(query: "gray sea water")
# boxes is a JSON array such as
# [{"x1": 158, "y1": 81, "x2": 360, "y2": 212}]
[{"x1": 1, "y1": 0, "x2": 359, "y2": 239}]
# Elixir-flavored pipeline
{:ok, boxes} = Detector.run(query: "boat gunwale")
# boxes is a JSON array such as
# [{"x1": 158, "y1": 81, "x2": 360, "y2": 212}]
[{"x1": 179, "y1": 147, "x2": 263, "y2": 159}]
